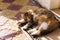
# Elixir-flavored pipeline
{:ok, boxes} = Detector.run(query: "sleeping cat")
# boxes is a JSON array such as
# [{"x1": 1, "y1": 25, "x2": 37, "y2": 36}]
[{"x1": 17, "y1": 8, "x2": 59, "y2": 36}]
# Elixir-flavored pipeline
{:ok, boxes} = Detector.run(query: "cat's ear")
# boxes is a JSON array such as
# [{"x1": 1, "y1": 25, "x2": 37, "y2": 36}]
[{"x1": 27, "y1": 10, "x2": 34, "y2": 15}]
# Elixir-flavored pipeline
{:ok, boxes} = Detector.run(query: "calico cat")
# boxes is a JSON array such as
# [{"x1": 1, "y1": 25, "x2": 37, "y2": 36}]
[{"x1": 17, "y1": 8, "x2": 59, "y2": 36}]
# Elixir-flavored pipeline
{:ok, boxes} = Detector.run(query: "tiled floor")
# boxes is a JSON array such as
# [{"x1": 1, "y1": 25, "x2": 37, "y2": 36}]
[
  {"x1": 41, "y1": 28, "x2": 60, "y2": 40},
  {"x1": 52, "y1": 8, "x2": 60, "y2": 15}
]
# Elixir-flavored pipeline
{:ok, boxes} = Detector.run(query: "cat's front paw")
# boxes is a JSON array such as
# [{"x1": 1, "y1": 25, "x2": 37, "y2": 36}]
[
  {"x1": 30, "y1": 30, "x2": 41, "y2": 36},
  {"x1": 28, "y1": 28, "x2": 37, "y2": 34}
]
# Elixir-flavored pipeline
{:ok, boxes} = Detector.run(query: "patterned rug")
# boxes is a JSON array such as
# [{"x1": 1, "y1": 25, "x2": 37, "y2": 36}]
[
  {"x1": 0, "y1": 0, "x2": 40, "y2": 40},
  {"x1": 0, "y1": 0, "x2": 39, "y2": 20}
]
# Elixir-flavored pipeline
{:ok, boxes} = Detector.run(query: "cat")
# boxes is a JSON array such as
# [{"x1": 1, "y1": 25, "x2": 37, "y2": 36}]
[{"x1": 17, "y1": 8, "x2": 59, "y2": 36}]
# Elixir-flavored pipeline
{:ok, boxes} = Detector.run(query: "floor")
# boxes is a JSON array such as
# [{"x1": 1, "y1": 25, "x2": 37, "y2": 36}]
[
  {"x1": 52, "y1": 8, "x2": 60, "y2": 15},
  {"x1": 0, "y1": 0, "x2": 39, "y2": 20},
  {"x1": 0, "y1": 0, "x2": 60, "y2": 40},
  {"x1": 41, "y1": 28, "x2": 60, "y2": 40}
]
